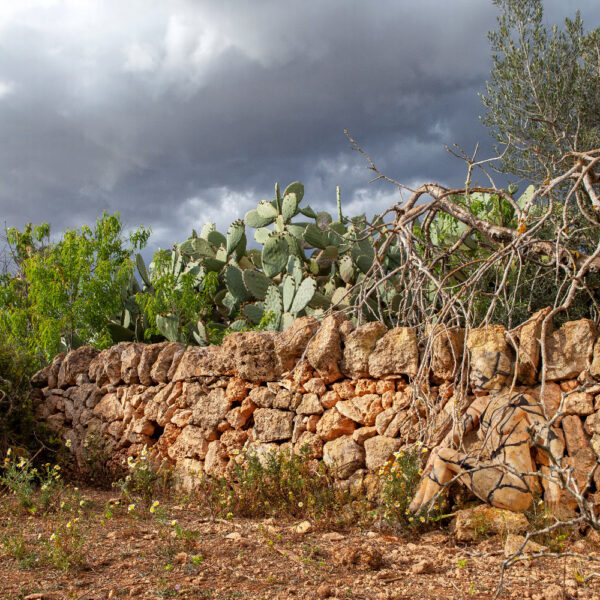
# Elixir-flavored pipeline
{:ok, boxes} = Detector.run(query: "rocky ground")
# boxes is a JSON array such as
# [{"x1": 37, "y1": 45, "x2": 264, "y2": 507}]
[{"x1": 2, "y1": 488, "x2": 600, "y2": 600}]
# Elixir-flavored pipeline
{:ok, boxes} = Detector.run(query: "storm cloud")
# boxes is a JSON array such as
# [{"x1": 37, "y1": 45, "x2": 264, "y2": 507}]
[{"x1": 0, "y1": 0, "x2": 599, "y2": 252}]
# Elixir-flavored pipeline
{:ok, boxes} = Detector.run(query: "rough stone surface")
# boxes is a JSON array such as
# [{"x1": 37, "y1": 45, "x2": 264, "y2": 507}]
[
  {"x1": 173, "y1": 346, "x2": 233, "y2": 380},
  {"x1": 296, "y1": 393, "x2": 323, "y2": 415},
  {"x1": 253, "y1": 409, "x2": 294, "y2": 442},
  {"x1": 121, "y1": 343, "x2": 144, "y2": 385},
  {"x1": 92, "y1": 393, "x2": 123, "y2": 422},
  {"x1": 426, "y1": 325, "x2": 465, "y2": 382},
  {"x1": 340, "y1": 322, "x2": 387, "y2": 379},
  {"x1": 451, "y1": 506, "x2": 529, "y2": 541},
  {"x1": 223, "y1": 331, "x2": 280, "y2": 382},
  {"x1": 316, "y1": 408, "x2": 356, "y2": 441},
  {"x1": 467, "y1": 325, "x2": 513, "y2": 391},
  {"x1": 504, "y1": 534, "x2": 547, "y2": 558},
  {"x1": 562, "y1": 415, "x2": 589, "y2": 455},
  {"x1": 275, "y1": 316, "x2": 320, "y2": 373},
  {"x1": 363, "y1": 435, "x2": 402, "y2": 470},
  {"x1": 322, "y1": 435, "x2": 365, "y2": 479},
  {"x1": 190, "y1": 387, "x2": 231, "y2": 434},
  {"x1": 138, "y1": 342, "x2": 169, "y2": 386},
  {"x1": 592, "y1": 339, "x2": 600, "y2": 379},
  {"x1": 151, "y1": 342, "x2": 184, "y2": 383},
  {"x1": 516, "y1": 307, "x2": 551, "y2": 385},
  {"x1": 368, "y1": 327, "x2": 419, "y2": 379},
  {"x1": 58, "y1": 346, "x2": 100, "y2": 388},
  {"x1": 564, "y1": 391, "x2": 594, "y2": 416},
  {"x1": 306, "y1": 314, "x2": 345, "y2": 383},
  {"x1": 544, "y1": 319, "x2": 597, "y2": 381}
]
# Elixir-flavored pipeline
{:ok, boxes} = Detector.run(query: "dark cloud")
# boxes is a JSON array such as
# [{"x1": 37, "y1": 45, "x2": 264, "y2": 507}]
[{"x1": 0, "y1": 0, "x2": 598, "y2": 255}]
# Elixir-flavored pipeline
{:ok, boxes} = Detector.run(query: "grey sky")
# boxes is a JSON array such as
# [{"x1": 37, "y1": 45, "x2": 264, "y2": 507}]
[{"x1": 1, "y1": 0, "x2": 599, "y2": 253}]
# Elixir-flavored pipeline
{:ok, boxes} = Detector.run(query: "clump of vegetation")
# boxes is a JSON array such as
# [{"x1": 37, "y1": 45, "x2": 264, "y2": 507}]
[{"x1": 193, "y1": 445, "x2": 358, "y2": 525}]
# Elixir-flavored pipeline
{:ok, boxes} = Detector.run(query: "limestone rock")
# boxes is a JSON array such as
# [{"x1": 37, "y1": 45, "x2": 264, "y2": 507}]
[
  {"x1": 451, "y1": 505, "x2": 528, "y2": 541},
  {"x1": 306, "y1": 315, "x2": 345, "y2": 383},
  {"x1": 175, "y1": 458, "x2": 205, "y2": 491},
  {"x1": 352, "y1": 426, "x2": 378, "y2": 445},
  {"x1": 316, "y1": 408, "x2": 356, "y2": 441},
  {"x1": 467, "y1": 325, "x2": 513, "y2": 391},
  {"x1": 296, "y1": 393, "x2": 324, "y2": 415},
  {"x1": 274, "y1": 316, "x2": 320, "y2": 373},
  {"x1": 336, "y1": 394, "x2": 383, "y2": 426},
  {"x1": 167, "y1": 345, "x2": 186, "y2": 380},
  {"x1": 294, "y1": 431, "x2": 323, "y2": 459},
  {"x1": 57, "y1": 346, "x2": 100, "y2": 388},
  {"x1": 46, "y1": 353, "x2": 65, "y2": 389},
  {"x1": 544, "y1": 319, "x2": 597, "y2": 381},
  {"x1": 323, "y1": 435, "x2": 365, "y2": 479},
  {"x1": 248, "y1": 386, "x2": 277, "y2": 408},
  {"x1": 564, "y1": 415, "x2": 590, "y2": 454},
  {"x1": 592, "y1": 339, "x2": 600, "y2": 379},
  {"x1": 368, "y1": 327, "x2": 419, "y2": 379},
  {"x1": 172, "y1": 346, "x2": 233, "y2": 381},
  {"x1": 225, "y1": 378, "x2": 248, "y2": 404},
  {"x1": 303, "y1": 377, "x2": 326, "y2": 396},
  {"x1": 321, "y1": 390, "x2": 341, "y2": 409},
  {"x1": 355, "y1": 379, "x2": 377, "y2": 396},
  {"x1": 92, "y1": 393, "x2": 123, "y2": 422},
  {"x1": 563, "y1": 447, "x2": 600, "y2": 490},
  {"x1": 504, "y1": 534, "x2": 547, "y2": 558},
  {"x1": 564, "y1": 391, "x2": 594, "y2": 416},
  {"x1": 226, "y1": 397, "x2": 256, "y2": 429},
  {"x1": 363, "y1": 436, "x2": 402, "y2": 470},
  {"x1": 120, "y1": 343, "x2": 144, "y2": 385},
  {"x1": 426, "y1": 325, "x2": 465, "y2": 382},
  {"x1": 222, "y1": 331, "x2": 280, "y2": 382},
  {"x1": 204, "y1": 440, "x2": 229, "y2": 476},
  {"x1": 137, "y1": 342, "x2": 169, "y2": 386},
  {"x1": 332, "y1": 380, "x2": 355, "y2": 400},
  {"x1": 253, "y1": 408, "x2": 294, "y2": 442},
  {"x1": 340, "y1": 322, "x2": 387, "y2": 379},
  {"x1": 516, "y1": 307, "x2": 551, "y2": 385},
  {"x1": 190, "y1": 387, "x2": 232, "y2": 433},
  {"x1": 529, "y1": 382, "x2": 562, "y2": 420},
  {"x1": 151, "y1": 342, "x2": 184, "y2": 383},
  {"x1": 220, "y1": 429, "x2": 248, "y2": 455}
]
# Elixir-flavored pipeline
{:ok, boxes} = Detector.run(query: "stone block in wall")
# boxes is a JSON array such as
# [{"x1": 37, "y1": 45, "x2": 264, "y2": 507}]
[
  {"x1": 120, "y1": 343, "x2": 144, "y2": 385},
  {"x1": 332, "y1": 381, "x2": 355, "y2": 400},
  {"x1": 336, "y1": 394, "x2": 383, "y2": 427},
  {"x1": 220, "y1": 429, "x2": 248, "y2": 455},
  {"x1": 176, "y1": 458, "x2": 205, "y2": 491},
  {"x1": 137, "y1": 342, "x2": 168, "y2": 386},
  {"x1": 303, "y1": 377, "x2": 326, "y2": 396},
  {"x1": 190, "y1": 386, "x2": 232, "y2": 434},
  {"x1": 355, "y1": 379, "x2": 377, "y2": 396},
  {"x1": 543, "y1": 319, "x2": 597, "y2": 381},
  {"x1": 321, "y1": 390, "x2": 341, "y2": 409},
  {"x1": 426, "y1": 325, "x2": 465, "y2": 382},
  {"x1": 368, "y1": 327, "x2": 419, "y2": 379},
  {"x1": 296, "y1": 393, "x2": 324, "y2": 415},
  {"x1": 306, "y1": 314, "x2": 345, "y2": 383},
  {"x1": 92, "y1": 392, "x2": 123, "y2": 422},
  {"x1": 340, "y1": 322, "x2": 387, "y2": 379},
  {"x1": 222, "y1": 331, "x2": 280, "y2": 382},
  {"x1": 363, "y1": 436, "x2": 402, "y2": 470},
  {"x1": 515, "y1": 307, "x2": 551, "y2": 385},
  {"x1": 253, "y1": 408, "x2": 294, "y2": 442},
  {"x1": 353, "y1": 426, "x2": 378, "y2": 445},
  {"x1": 204, "y1": 440, "x2": 229, "y2": 476},
  {"x1": 564, "y1": 392, "x2": 594, "y2": 416},
  {"x1": 274, "y1": 316, "x2": 320, "y2": 373},
  {"x1": 316, "y1": 408, "x2": 355, "y2": 441},
  {"x1": 584, "y1": 412, "x2": 600, "y2": 436},
  {"x1": 323, "y1": 435, "x2": 364, "y2": 479},
  {"x1": 592, "y1": 339, "x2": 600, "y2": 379},
  {"x1": 248, "y1": 386, "x2": 276, "y2": 408},
  {"x1": 47, "y1": 413, "x2": 65, "y2": 432},
  {"x1": 294, "y1": 431, "x2": 323, "y2": 459},
  {"x1": 57, "y1": 346, "x2": 100, "y2": 388},
  {"x1": 528, "y1": 382, "x2": 562, "y2": 421},
  {"x1": 172, "y1": 345, "x2": 233, "y2": 380},
  {"x1": 225, "y1": 378, "x2": 248, "y2": 404},
  {"x1": 563, "y1": 447, "x2": 600, "y2": 491},
  {"x1": 167, "y1": 345, "x2": 186, "y2": 380},
  {"x1": 467, "y1": 325, "x2": 513, "y2": 391},
  {"x1": 226, "y1": 398, "x2": 256, "y2": 430},
  {"x1": 151, "y1": 342, "x2": 184, "y2": 383},
  {"x1": 168, "y1": 425, "x2": 210, "y2": 462},
  {"x1": 562, "y1": 415, "x2": 589, "y2": 455}
]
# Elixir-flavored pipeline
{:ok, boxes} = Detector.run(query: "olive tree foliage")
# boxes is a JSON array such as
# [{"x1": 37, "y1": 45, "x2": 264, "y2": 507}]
[{"x1": 480, "y1": 0, "x2": 600, "y2": 183}]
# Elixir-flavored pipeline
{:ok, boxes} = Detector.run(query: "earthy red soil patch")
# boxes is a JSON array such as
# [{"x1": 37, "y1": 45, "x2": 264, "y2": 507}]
[{"x1": 2, "y1": 488, "x2": 600, "y2": 600}]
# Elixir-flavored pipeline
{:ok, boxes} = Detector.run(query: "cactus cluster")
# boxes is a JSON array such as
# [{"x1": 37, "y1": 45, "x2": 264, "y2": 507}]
[{"x1": 110, "y1": 180, "x2": 407, "y2": 344}]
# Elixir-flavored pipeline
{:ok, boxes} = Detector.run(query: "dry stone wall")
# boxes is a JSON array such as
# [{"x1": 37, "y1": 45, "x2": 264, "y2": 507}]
[{"x1": 30, "y1": 313, "x2": 600, "y2": 497}]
